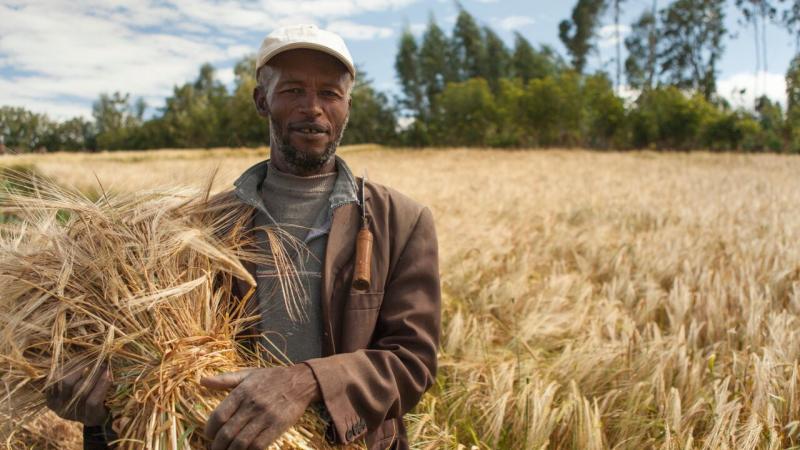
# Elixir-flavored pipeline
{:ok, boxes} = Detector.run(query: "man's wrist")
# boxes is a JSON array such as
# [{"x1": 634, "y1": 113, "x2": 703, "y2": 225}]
[{"x1": 291, "y1": 363, "x2": 321, "y2": 404}]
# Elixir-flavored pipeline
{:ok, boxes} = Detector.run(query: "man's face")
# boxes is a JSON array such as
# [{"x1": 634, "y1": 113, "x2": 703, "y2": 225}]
[{"x1": 256, "y1": 49, "x2": 351, "y2": 173}]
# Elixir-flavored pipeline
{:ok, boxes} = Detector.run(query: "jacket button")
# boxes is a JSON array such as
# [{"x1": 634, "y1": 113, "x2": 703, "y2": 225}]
[{"x1": 345, "y1": 429, "x2": 353, "y2": 441}]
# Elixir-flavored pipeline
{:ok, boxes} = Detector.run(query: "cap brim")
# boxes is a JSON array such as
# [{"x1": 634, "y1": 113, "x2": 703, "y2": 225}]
[{"x1": 259, "y1": 42, "x2": 356, "y2": 78}]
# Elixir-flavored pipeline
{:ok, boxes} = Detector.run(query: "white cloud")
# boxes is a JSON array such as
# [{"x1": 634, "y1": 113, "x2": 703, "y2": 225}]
[
  {"x1": 611, "y1": 75, "x2": 787, "y2": 111},
  {"x1": 225, "y1": 45, "x2": 254, "y2": 59},
  {"x1": 0, "y1": 3, "x2": 224, "y2": 103},
  {"x1": 491, "y1": 16, "x2": 535, "y2": 31},
  {"x1": 717, "y1": 71, "x2": 787, "y2": 109},
  {"x1": 216, "y1": 67, "x2": 237, "y2": 86},
  {"x1": 0, "y1": 0, "x2": 418, "y2": 119},
  {"x1": 597, "y1": 24, "x2": 631, "y2": 49},
  {"x1": 259, "y1": 0, "x2": 417, "y2": 20},
  {"x1": 326, "y1": 21, "x2": 394, "y2": 40}
]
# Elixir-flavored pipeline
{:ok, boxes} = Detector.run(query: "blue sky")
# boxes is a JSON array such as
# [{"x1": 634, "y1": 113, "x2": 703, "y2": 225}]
[{"x1": 0, "y1": 0, "x2": 795, "y2": 120}]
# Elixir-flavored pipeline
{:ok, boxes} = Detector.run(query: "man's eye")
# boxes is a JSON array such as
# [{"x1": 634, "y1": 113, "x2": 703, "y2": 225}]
[
  {"x1": 284, "y1": 88, "x2": 302, "y2": 94},
  {"x1": 322, "y1": 91, "x2": 340, "y2": 98}
]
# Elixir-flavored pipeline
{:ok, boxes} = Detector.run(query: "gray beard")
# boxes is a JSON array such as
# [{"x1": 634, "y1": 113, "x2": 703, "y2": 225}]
[{"x1": 269, "y1": 115, "x2": 348, "y2": 174}]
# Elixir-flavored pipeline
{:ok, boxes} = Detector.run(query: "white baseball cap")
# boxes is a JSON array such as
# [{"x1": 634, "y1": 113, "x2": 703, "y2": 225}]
[{"x1": 256, "y1": 24, "x2": 356, "y2": 78}]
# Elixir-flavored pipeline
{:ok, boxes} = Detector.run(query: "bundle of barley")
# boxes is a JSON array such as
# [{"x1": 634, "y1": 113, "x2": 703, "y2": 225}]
[
  {"x1": 1, "y1": 410, "x2": 82, "y2": 449},
  {"x1": 0, "y1": 172, "x2": 357, "y2": 449}
]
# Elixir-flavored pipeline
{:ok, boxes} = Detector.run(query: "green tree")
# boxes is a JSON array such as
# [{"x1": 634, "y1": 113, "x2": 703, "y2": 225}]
[
  {"x1": 431, "y1": 78, "x2": 497, "y2": 146},
  {"x1": 701, "y1": 108, "x2": 745, "y2": 150},
  {"x1": 56, "y1": 117, "x2": 97, "y2": 151},
  {"x1": 227, "y1": 56, "x2": 268, "y2": 147},
  {"x1": 556, "y1": 71, "x2": 585, "y2": 145},
  {"x1": 787, "y1": 54, "x2": 800, "y2": 112},
  {"x1": 782, "y1": 0, "x2": 800, "y2": 52},
  {"x1": 511, "y1": 34, "x2": 561, "y2": 82},
  {"x1": 342, "y1": 70, "x2": 398, "y2": 145},
  {"x1": 395, "y1": 28, "x2": 424, "y2": 117},
  {"x1": 583, "y1": 73, "x2": 626, "y2": 148},
  {"x1": 160, "y1": 63, "x2": 230, "y2": 148},
  {"x1": 419, "y1": 17, "x2": 454, "y2": 116},
  {"x1": 785, "y1": 54, "x2": 800, "y2": 151},
  {"x1": 629, "y1": 86, "x2": 709, "y2": 149},
  {"x1": 518, "y1": 76, "x2": 564, "y2": 146},
  {"x1": 659, "y1": 0, "x2": 726, "y2": 101},
  {"x1": 451, "y1": 8, "x2": 487, "y2": 80},
  {"x1": 558, "y1": 0, "x2": 607, "y2": 73},
  {"x1": 754, "y1": 95, "x2": 785, "y2": 150},
  {"x1": 516, "y1": 73, "x2": 585, "y2": 146},
  {"x1": 483, "y1": 27, "x2": 511, "y2": 93},
  {"x1": 92, "y1": 92, "x2": 146, "y2": 150},
  {"x1": 624, "y1": 9, "x2": 659, "y2": 91},
  {"x1": 93, "y1": 92, "x2": 143, "y2": 136},
  {"x1": 494, "y1": 78, "x2": 526, "y2": 146},
  {"x1": 0, "y1": 106, "x2": 58, "y2": 152}
]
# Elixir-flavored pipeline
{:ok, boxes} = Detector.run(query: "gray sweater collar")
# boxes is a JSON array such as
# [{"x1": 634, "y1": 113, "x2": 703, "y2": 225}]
[{"x1": 233, "y1": 154, "x2": 360, "y2": 224}]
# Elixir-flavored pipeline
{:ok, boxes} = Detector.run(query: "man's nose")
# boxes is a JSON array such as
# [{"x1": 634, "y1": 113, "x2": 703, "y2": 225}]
[{"x1": 298, "y1": 91, "x2": 323, "y2": 116}]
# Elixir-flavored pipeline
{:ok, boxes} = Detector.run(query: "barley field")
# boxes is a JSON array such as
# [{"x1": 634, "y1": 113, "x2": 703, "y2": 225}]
[{"x1": 3, "y1": 146, "x2": 800, "y2": 449}]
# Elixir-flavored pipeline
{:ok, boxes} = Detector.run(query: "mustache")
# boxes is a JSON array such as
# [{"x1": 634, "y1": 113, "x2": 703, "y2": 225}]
[{"x1": 287, "y1": 121, "x2": 329, "y2": 134}]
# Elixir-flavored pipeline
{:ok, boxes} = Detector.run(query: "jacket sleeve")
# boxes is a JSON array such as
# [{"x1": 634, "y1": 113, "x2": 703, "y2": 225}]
[{"x1": 303, "y1": 206, "x2": 441, "y2": 444}]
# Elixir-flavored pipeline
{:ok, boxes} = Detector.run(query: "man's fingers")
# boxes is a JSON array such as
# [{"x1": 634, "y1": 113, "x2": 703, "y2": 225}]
[
  {"x1": 249, "y1": 424, "x2": 280, "y2": 450},
  {"x1": 45, "y1": 370, "x2": 83, "y2": 420},
  {"x1": 74, "y1": 363, "x2": 105, "y2": 395},
  {"x1": 210, "y1": 408, "x2": 252, "y2": 450},
  {"x1": 45, "y1": 361, "x2": 111, "y2": 424},
  {"x1": 61, "y1": 365, "x2": 85, "y2": 385},
  {"x1": 201, "y1": 369, "x2": 257, "y2": 391},
  {"x1": 92, "y1": 366, "x2": 112, "y2": 395},
  {"x1": 205, "y1": 390, "x2": 244, "y2": 442},
  {"x1": 83, "y1": 366, "x2": 112, "y2": 426},
  {"x1": 57, "y1": 365, "x2": 85, "y2": 402},
  {"x1": 227, "y1": 415, "x2": 268, "y2": 450}
]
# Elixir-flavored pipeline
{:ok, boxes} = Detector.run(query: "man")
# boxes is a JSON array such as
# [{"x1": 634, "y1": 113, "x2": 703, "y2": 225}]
[{"x1": 47, "y1": 25, "x2": 441, "y2": 450}]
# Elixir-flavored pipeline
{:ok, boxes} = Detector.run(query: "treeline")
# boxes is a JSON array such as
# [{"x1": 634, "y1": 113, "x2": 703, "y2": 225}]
[
  {"x1": 2, "y1": 1, "x2": 800, "y2": 153},
  {"x1": 394, "y1": 3, "x2": 798, "y2": 151},
  {"x1": 0, "y1": 58, "x2": 396, "y2": 152}
]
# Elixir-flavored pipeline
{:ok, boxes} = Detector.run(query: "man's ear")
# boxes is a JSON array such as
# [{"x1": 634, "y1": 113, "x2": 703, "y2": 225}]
[{"x1": 253, "y1": 85, "x2": 270, "y2": 118}]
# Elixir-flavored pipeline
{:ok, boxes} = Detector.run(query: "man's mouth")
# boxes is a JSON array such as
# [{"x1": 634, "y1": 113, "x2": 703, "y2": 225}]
[{"x1": 289, "y1": 123, "x2": 329, "y2": 136}]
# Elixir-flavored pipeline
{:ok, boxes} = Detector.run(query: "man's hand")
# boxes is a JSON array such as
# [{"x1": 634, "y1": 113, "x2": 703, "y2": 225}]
[
  {"x1": 45, "y1": 362, "x2": 112, "y2": 426},
  {"x1": 201, "y1": 364, "x2": 321, "y2": 450}
]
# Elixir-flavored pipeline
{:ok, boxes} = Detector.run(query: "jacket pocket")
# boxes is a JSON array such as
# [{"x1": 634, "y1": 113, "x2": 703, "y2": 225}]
[
  {"x1": 346, "y1": 290, "x2": 384, "y2": 310},
  {"x1": 340, "y1": 290, "x2": 384, "y2": 351}
]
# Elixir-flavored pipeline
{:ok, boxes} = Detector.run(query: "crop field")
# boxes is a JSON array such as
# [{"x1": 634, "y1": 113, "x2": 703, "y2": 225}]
[{"x1": 2, "y1": 146, "x2": 800, "y2": 449}]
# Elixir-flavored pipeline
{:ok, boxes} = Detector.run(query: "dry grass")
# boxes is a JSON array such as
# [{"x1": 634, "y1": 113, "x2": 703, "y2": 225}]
[
  {"x1": 2, "y1": 411, "x2": 82, "y2": 449},
  {"x1": 2, "y1": 146, "x2": 799, "y2": 449}
]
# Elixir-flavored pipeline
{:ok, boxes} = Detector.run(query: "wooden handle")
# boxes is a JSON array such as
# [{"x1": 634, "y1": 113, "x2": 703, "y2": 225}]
[{"x1": 353, "y1": 227, "x2": 373, "y2": 291}]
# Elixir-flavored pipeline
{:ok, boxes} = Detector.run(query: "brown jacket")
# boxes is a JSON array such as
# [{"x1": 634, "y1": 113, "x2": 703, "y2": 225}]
[{"x1": 233, "y1": 176, "x2": 441, "y2": 450}]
